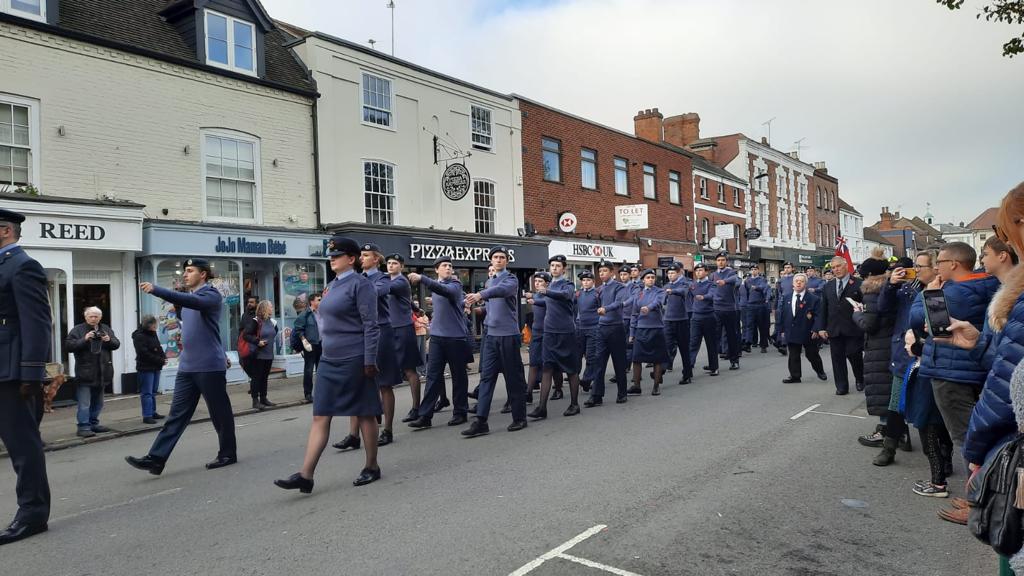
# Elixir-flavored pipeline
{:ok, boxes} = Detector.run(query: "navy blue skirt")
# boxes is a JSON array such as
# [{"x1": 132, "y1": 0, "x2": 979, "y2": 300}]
[
  {"x1": 543, "y1": 331, "x2": 580, "y2": 374},
  {"x1": 632, "y1": 327, "x2": 669, "y2": 363},
  {"x1": 376, "y1": 324, "x2": 402, "y2": 388},
  {"x1": 393, "y1": 324, "x2": 423, "y2": 370},
  {"x1": 313, "y1": 357, "x2": 382, "y2": 417},
  {"x1": 529, "y1": 333, "x2": 544, "y2": 367}
]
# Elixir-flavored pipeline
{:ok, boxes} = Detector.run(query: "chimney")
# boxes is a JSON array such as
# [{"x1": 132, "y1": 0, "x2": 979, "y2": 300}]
[
  {"x1": 813, "y1": 161, "x2": 827, "y2": 174},
  {"x1": 877, "y1": 207, "x2": 893, "y2": 231},
  {"x1": 761, "y1": 136, "x2": 768, "y2": 145},
  {"x1": 788, "y1": 151, "x2": 800, "y2": 160},
  {"x1": 894, "y1": 210, "x2": 901, "y2": 220},
  {"x1": 959, "y1": 221, "x2": 965, "y2": 227},
  {"x1": 633, "y1": 108, "x2": 663, "y2": 143},
  {"x1": 662, "y1": 113, "x2": 700, "y2": 147}
]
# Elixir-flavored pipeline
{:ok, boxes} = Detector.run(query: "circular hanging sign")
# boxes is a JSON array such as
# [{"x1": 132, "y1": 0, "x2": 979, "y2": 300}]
[
  {"x1": 442, "y1": 163, "x2": 471, "y2": 201},
  {"x1": 708, "y1": 236, "x2": 724, "y2": 250},
  {"x1": 744, "y1": 227, "x2": 762, "y2": 240},
  {"x1": 558, "y1": 211, "x2": 578, "y2": 233}
]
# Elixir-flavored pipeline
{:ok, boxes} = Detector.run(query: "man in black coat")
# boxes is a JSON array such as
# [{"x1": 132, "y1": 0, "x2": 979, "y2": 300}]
[
  {"x1": 0, "y1": 208, "x2": 52, "y2": 545},
  {"x1": 819, "y1": 256, "x2": 865, "y2": 395},
  {"x1": 65, "y1": 306, "x2": 120, "y2": 437},
  {"x1": 779, "y1": 274, "x2": 826, "y2": 383}
]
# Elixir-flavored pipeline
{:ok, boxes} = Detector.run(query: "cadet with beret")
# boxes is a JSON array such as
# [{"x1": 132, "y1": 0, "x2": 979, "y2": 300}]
[
  {"x1": 275, "y1": 236, "x2": 382, "y2": 493},
  {"x1": 689, "y1": 263, "x2": 720, "y2": 376},
  {"x1": 0, "y1": 208, "x2": 52, "y2": 545},
  {"x1": 711, "y1": 253, "x2": 742, "y2": 371},
  {"x1": 663, "y1": 262, "x2": 694, "y2": 385},
  {"x1": 523, "y1": 271, "x2": 550, "y2": 407},
  {"x1": 462, "y1": 246, "x2": 529, "y2": 437},
  {"x1": 741, "y1": 264, "x2": 771, "y2": 354},
  {"x1": 386, "y1": 254, "x2": 425, "y2": 424},
  {"x1": 629, "y1": 269, "x2": 669, "y2": 395},
  {"x1": 407, "y1": 256, "x2": 473, "y2": 428},
  {"x1": 588, "y1": 260, "x2": 631, "y2": 405},
  {"x1": 772, "y1": 262, "x2": 796, "y2": 355},
  {"x1": 128, "y1": 257, "x2": 237, "y2": 474},
  {"x1": 529, "y1": 255, "x2": 582, "y2": 419},
  {"x1": 618, "y1": 265, "x2": 638, "y2": 365},
  {"x1": 575, "y1": 270, "x2": 600, "y2": 392}
]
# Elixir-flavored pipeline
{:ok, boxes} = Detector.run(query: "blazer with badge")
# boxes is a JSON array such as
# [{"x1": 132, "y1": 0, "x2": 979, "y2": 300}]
[
  {"x1": 821, "y1": 276, "x2": 865, "y2": 338},
  {"x1": 780, "y1": 291, "x2": 824, "y2": 345},
  {"x1": 0, "y1": 244, "x2": 52, "y2": 383}
]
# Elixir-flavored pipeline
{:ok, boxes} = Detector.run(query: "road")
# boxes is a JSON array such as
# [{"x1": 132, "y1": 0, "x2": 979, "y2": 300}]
[{"x1": 0, "y1": 347, "x2": 993, "y2": 575}]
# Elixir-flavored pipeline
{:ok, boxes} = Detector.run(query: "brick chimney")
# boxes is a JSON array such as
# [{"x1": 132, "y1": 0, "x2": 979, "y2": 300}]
[
  {"x1": 813, "y1": 161, "x2": 827, "y2": 174},
  {"x1": 877, "y1": 207, "x2": 894, "y2": 231},
  {"x1": 633, "y1": 108, "x2": 664, "y2": 143},
  {"x1": 662, "y1": 113, "x2": 700, "y2": 147}
]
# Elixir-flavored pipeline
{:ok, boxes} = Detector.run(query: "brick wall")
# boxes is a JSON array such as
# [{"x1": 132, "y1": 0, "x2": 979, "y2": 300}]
[{"x1": 812, "y1": 171, "x2": 840, "y2": 249}]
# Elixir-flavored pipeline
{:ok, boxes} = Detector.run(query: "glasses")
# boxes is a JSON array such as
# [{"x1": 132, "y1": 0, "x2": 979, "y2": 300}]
[
  {"x1": 935, "y1": 259, "x2": 954, "y2": 266},
  {"x1": 994, "y1": 220, "x2": 1024, "y2": 243}
]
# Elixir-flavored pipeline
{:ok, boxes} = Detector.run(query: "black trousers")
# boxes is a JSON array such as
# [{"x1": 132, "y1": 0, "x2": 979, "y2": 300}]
[
  {"x1": 715, "y1": 310, "x2": 741, "y2": 362},
  {"x1": 0, "y1": 382, "x2": 49, "y2": 524},
  {"x1": 149, "y1": 371, "x2": 236, "y2": 463},
  {"x1": 828, "y1": 335, "x2": 864, "y2": 393},
  {"x1": 689, "y1": 314, "x2": 719, "y2": 371},
  {"x1": 743, "y1": 305, "x2": 770, "y2": 348},
  {"x1": 418, "y1": 336, "x2": 470, "y2": 420},
  {"x1": 248, "y1": 358, "x2": 273, "y2": 399},
  {"x1": 301, "y1": 344, "x2": 322, "y2": 397},
  {"x1": 787, "y1": 343, "x2": 824, "y2": 380},
  {"x1": 593, "y1": 323, "x2": 629, "y2": 400},
  {"x1": 475, "y1": 334, "x2": 527, "y2": 422},
  {"x1": 663, "y1": 320, "x2": 693, "y2": 378}
]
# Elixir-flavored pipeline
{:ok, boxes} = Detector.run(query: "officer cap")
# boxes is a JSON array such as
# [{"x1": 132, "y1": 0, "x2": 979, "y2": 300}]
[
  {"x1": 432, "y1": 255, "x2": 452, "y2": 268},
  {"x1": 805, "y1": 265, "x2": 817, "y2": 271},
  {"x1": 694, "y1": 263, "x2": 708, "y2": 271},
  {"x1": 489, "y1": 245, "x2": 510, "y2": 258},
  {"x1": 0, "y1": 208, "x2": 26, "y2": 224},
  {"x1": 360, "y1": 242, "x2": 382, "y2": 253},
  {"x1": 716, "y1": 251, "x2": 729, "y2": 259},
  {"x1": 640, "y1": 268, "x2": 656, "y2": 279},
  {"x1": 619, "y1": 264, "x2": 632, "y2": 273},
  {"x1": 597, "y1": 260, "x2": 616, "y2": 271},
  {"x1": 783, "y1": 261, "x2": 794, "y2": 267},
  {"x1": 669, "y1": 262, "x2": 684, "y2": 272},
  {"x1": 326, "y1": 235, "x2": 360, "y2": 257},
  {"x1": 548, "y1": 254, "x2": 567, "y2": 265},
  {"x1": 533, "y1": 271, "x2": 552, "y2": 283},
  {"x1": 183, "y1": 257, "x2": 215, "y2": 278},
  {"x1": 385, "y1": 253, "x2": 405, "y2": 264},
  {"x1": 578, "y1": 270, "x2": 595, "y2": 280}
]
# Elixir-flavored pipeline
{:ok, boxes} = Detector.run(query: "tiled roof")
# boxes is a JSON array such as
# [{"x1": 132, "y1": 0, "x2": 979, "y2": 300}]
[
  {"x1": 838, "y1": 198, "x2": 861, "y2": 215},
  {"x1": 863, "y1": 227, "x2": 894, "y2": 245},
  {"x1": 968, "y1": 207, "x2": 1000, "y2": 231}
]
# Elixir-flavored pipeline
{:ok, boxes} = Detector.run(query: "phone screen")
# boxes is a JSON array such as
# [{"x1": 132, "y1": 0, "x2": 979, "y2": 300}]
[{"x1": 924, "y1": 290, "x2": 952, "y2": 335}]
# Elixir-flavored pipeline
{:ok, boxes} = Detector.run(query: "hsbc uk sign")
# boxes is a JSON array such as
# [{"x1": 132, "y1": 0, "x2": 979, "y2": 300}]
[{"x1": 548, "y1": 239, "x2": 640, "y2": 263}]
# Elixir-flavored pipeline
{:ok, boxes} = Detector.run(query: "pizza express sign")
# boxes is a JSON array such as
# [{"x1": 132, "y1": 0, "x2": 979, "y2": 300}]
[{"x1": 409, "y1": 242, "x2": 517, "y2": 263}]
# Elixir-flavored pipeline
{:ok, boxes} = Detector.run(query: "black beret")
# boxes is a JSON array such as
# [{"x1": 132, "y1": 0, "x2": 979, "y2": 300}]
[
  {"x1": 597, "y1": 260, "x2": 617, "y2": 271},
  {"x1": 433, "y1": 255, "x2": 452, "y2": 268},
  {"x1": 619, "y1": 265, "x2": 632, "y2": 273},
  {"x1": 385, "y1": 253, "x2": 404, "y2": 264},
  {"x1": 533, "y1": 271, "x2": 552, "y2": 283},
  {"x1": 489, "y1": 245, "x2": 510, "y2": 258},
  {"x1": 694, "y1": 263, "x2": 708, "y2": 270},
  {"x1": 0, "y1": 208, "x2": 26, "y2": 224},
  {"x1": 548, "y1": 254, "x2": 567, "y2": 264},
  {"x1": 804, "y1": 265, "x2": 817, "y2": 271},
  {"x1": 669, "y1": 262, "x2": 684, "y2": 271},
  {"x1": 783, "y1": 261, "x2": 795, "y2": 267},
  {"x1": 360, "y1": 242, "x2": 382, "y2": 253},
  {"x1": 890, "y1": 256, "x2": 914, "y2": 270},
  {"x1": 716, "y1": 252, "x2": 729, "y2": 259},
  {"x1": 578, "y1": 270, "x2": 594, "y2": 280},
  {"x1": 327, "y1": 235, "x2": 360, "y2": 257},
  {"x1": 184, "y1": 257, "x2": 215, "y2": 278},
  {"x1": 640, "y1": 268, "x2": 656, "y2": 278}
]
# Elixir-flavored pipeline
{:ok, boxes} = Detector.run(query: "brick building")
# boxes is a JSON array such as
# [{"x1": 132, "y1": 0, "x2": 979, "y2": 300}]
[{"x1": 812, "y1": 163, "x2": 840, "y2": 257}]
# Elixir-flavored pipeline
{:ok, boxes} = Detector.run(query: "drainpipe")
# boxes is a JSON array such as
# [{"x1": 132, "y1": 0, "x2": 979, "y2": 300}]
[{"x1": 312, "y1": 95, "x2": 322, "y2": 229}]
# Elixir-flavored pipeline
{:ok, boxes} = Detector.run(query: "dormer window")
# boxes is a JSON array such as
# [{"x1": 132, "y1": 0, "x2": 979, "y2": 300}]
[
  {"x1": 204, "y1": 10, "x2": 256, "y2": 75},
  {"x1": 2, "y1": 0, "x2": 45, "y2": 22}
]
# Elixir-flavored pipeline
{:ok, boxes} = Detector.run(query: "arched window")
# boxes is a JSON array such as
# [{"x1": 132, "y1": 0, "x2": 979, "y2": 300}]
[
  {"x1": 701, "y1": 218, "x2": 709, "y2": 245},
  {"x1": 817, "y1": 222, "x2": 823, "y2": 245},
  {"x1": 816, "y1": 186, "x2": 822, "y2": 208},
  {"x1": 734, "y1": 224, "x2": 742, "y2": 252}
]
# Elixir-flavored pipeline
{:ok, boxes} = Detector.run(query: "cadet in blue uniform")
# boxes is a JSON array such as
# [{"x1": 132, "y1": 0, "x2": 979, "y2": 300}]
[
  {"x1": 772, "y1": 262, "x2": 796, "y2": 354},
  {"x1": 618, "y1": 265, "x2": 639, "y2": 367},
  {"x1": 742, "y1": 264, "x2": 771, "y2": 353},
  {"x1": 0, "y1": 209, "x2": 51, "y2": 545},
  {"x1": 711, "y1": 253, "x2": 742, "y2": 370},
  {"x1": 629, "y1": 269, "x2": 669, "y2": 395},
  {"x1": 804, "y1": 266, "x2": 825, "y2": 294},
  {"x1": 406, "y1": 256, "x2": 472, "y2": 428},
  {"x1": 128, "y1": 258, "x2": 237, "y2": 474},
  {"x1": 275, "y1": 236, "x2": 382, "y2": 492},
  {"x1": 462, "y1": 246, "x2": 529, "y2": 437},
  {"x1": 524, "y1": 272, "x2": 550, "y2": 408},
  {"x1": 529, "y1": 255, "x2": 583, "y2": 418},
  {"x1": 588, "y1": 260, "x2": 631, "y2": 405},
  {"x1": 386, "y1": 254, "x2": 424, "y2": 424},
  {"x1": 663, "y1": 262, "x2": 693, "y2": 385},
  {"x1": 689, "y1": 263, "x2": 720, "y2": 376},
  {"x1": 575, "y1": 270, "x2": 600, "y2": 392}
]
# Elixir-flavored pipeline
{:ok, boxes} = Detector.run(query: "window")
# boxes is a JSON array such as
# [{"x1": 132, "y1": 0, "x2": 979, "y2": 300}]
[
  {"x1": 669, "y1": 171, "x2": 681, "y2": 204},
  {"x1": 642, "y1": 164, "x2": 656, "y2": 199},
  {"x1": 581, "y1": 148, "x2": 597, "y2": 190},
  {"x1": 542, "y1": 137, "x2": 561, "y2": 182},
  {"x1": 734, "y1": 225, "x2": 742, "y2": 252},
  {"x1": 363, "y1": 160, "x2": 395, "y2": 225},
  {"x1": 701, "y1": 218, "x2": 710, "y2": 245},
  {"x1": 817, "y1": 223, "x2": 823, "y2": 245},
  {"x1": 474, "y1": 180, "x2": 496, "y2": 234},
  {"x1": 717, "y1": 182, "x2": 725, "y2": 204},
  {"x1": 203, "y1": 131, "x2": 259, "y2": 221},
  {"x1": 699, "y1": 177, "x2": 708, "y2": 199},
  {"x1": 471, "y1": 105, "x2": 492, "y2": 151},
  {"x1": 816, "y1": 186, "x2": 822, "y2": 208},
  {"x1": 362, "y1": 72, "x2": 393, "y2": 127},
  {"x1": 777, "y1": 174, "x2": 785, "y2": 198},
  {"x1": 980, "y1": 233, "x2": 988, "y2": 241},
  {"x1": 0, "y1": 97, "x2": 36, "y2": 188},
  {"x1": 733, "y1": 187, "x2": 741, "y2": 207},
  {"x1": 205, "y1": 10, "x2": 255, "y2": 75},
  {"x1": 1, "y1": 0, "x2": 45, "y2": 22},
  {"x1": 614, "y1": 157, "x2": 629, "y2": 196}
]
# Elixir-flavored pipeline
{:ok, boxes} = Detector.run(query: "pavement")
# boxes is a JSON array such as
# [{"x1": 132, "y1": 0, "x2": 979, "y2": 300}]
[{"x1": 0, "y1": 346, "x2": 996, "y2": 575}]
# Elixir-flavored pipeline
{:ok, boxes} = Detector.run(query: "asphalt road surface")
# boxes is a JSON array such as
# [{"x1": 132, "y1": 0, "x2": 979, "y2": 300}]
[{"x1": 0, "y1": 347, "x2": 994, "y2": 575}]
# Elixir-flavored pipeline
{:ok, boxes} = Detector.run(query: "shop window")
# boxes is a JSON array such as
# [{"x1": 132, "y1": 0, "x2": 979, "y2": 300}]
[
  {"x1": 204, "y1": 9, "x2": 256, "y2": 75},
  {"x1": 0, "y1": 95, "x2": 38, "y2": 189},
  {"x1": 2, "y1": 0, "x2": 45, "y2": 22},
  {"x1": 474, "y1": 180, "x2": 496, "y2": 235},
  {"x1": 363, "y1": 160, "x2": 395, "y2": 225},
  {"x1": 203, "y1": 130, "x2": 259, "y2": 222},
  {"x1": 362, "y1": 72, "x2": 393, "y2": 127},
  {"x1": 281, "y1": 262, "x2": 325, "y2": 354},
  {"x1": 471, "y1": 105, "x2": 492, "y2": 151}
]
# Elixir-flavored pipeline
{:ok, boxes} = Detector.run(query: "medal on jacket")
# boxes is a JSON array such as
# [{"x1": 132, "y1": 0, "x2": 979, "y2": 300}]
[{"x1": 807, "y1": 312, "x2": 814, "y2": 320}]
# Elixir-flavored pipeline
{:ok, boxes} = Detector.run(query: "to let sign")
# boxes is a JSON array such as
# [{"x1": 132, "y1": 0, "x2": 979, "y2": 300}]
[{"x1": 614, "y1": 204, "x2": 648, "y2": 231}]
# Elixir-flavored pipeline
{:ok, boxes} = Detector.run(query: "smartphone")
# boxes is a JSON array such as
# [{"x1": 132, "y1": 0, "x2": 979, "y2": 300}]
[
  {"x1": 905, "y1": 268, "x2": 917, "y2": 280},
  {"x1": 923, "y1": 289, "x2": 952, "y2": 336}
]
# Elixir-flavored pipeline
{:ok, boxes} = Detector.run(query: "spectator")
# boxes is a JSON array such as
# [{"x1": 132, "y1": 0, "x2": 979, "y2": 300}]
[
  {"x1": 901, "y1": 331, "x2": 953, "y2": 498},
  {"x1": 293, "y1": 294, "x2": 321, "y2": 403},
  {"x1": 980, "y1": 235, "x2": 1017, "y2": 280},
  {"x1": 242, "y1": 300, "x2": 279, "y2": 410},
  {"x1": 65, "y1": 306, "x2": 120, "y2": 438},
  {"x1": 133, "y1": 315, "x2": 167, "y2": 424},
  {"x1": 239, "y1": 295, "x2": 258, "y2": 376},
  {"x1": 819, "y1": 256, "x2": 865, "y2": 395},
  {"x1": 413, "y1": 304, "x2": 430, "y2": 378}
]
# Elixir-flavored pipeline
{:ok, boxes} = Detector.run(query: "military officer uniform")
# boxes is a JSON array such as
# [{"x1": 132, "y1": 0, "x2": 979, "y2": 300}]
[
  {"x1": 662, "y1": 262, "x2": 693, "y2": 384},
  {"x1": 742, "y1": 269, "x2": 771, "y2": 352},
  {"x1": 588, "y1": 260, "x2": 630, "y2": 405},
  {"x1": 688, "y1": 264, "x2": 720, "y2": 376}
]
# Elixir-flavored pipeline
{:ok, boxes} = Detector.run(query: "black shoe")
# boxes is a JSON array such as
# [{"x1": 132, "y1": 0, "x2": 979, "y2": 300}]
[
  {"x1": 260, "y1": 398, "x2": 276, "y2": 407},
  {"x1": 401, "y1": 408, "x2": 419, "y2": 423},
  {"x1": 899, "y1": 432, "x2": 914, "y2": 452},
  {"x1": 627, "y1": 385, "x2": 642, "y2": 395},
  {"x1": 783, "y1": 377, "x2": 801, "y2": 384},
  {"x1": 708, "y1": 370, "x2": 719, "y2": 377},
  {"x1": 153, "y1": 413, "x2": 166, "y2": 420},
  {"x1": 143, "y1": 417, "x2": 157, "y2": 424},
  {"x1": 610, "y1": 376, "x2": 618, "y2": 384},
  {"x1": 615, "y1": 396, "x2": 628, "y2": 404},
  {"x1": 205, "y1": 456, "x2": 237, "y2": 470},
  {"x1": 526, "y1": 393, "x2": 534, "y2": 405},
  {"x1": 462, "y1": 419, "x2": 490, "y2": 438},
  {"x1": 563, "y1": 404, "x2": 580, "y2": 416},
  {"x1": 378, "y1": 429, "x2": 394, "y2": 446},
  {"x1": 835, "y1": 390, "x2": 849, "y2": 396},
  {"x1": 469, "y1": 403, "x2": 478, "y2": 412},
  {"x1": 408, "y1": 416, "x2": 432, "y2": 429},
  {"x1": 433, "y1": 397, "x2": 451, "y2": 412},
  {"x1": 92, "y1": 425, "x2": 112, "y2": 433},
  {"x1": 743, "y1": 346, "x2": 752, "y2": 353},
  {"x1": 778, "y1": 348, "x2": 788, "y2": 356},
  {"x1": 252, "y1": 398, "x2": 263, "y2": 411},
  {"x1": 761, "y1": 348, "x2": 768, "y2": 354},
  {"x1": 507, "y1": 420, "x2": 528, "y2": 432},
  {"x1": 468, "y1": 386, "x2": 479, "y2": 399},
  {"x1": 584, "y1": 397, "x2": 603, "y2": 407},
  {"x1": 332, "y1": 434, "x2": 361, "y2": 451},
  {"x1": 304, "y1": 394, "x2": 313, "y2": 403},
  {"x1": 528, "y1": 407, "x2": 547, "y2": 420},
  {"x1": 703, "y1": 366, "x2": 713, "y2": 372},
  {"x1": 499, "y1": 402, "x2": 512, "y2": 414},
  {"x1": 581, "y1": 380, "x2": 591, "y2": 393},
  {"x1": 729, "y1": 362, "x2": 740, "y2": 371},
  {"x1": 817, "y1": 372, "x2": 828, "y2": 381},
  {"x1": 0, "y1": 519, "x2": 48, "y2": 545},
  {"x1": 679, "y1": 377, "x2": 692, "y2": 385},
  {"x1": 353, "y1": 467, "x2": 381, "y2": 486},
  {"x1": 855, "y1": 381, "x2": 865, "y2": 392},
  {"x1": 274, "y1": 472, "x2": 313, "y2": 494},
  {"x1": 550, "y1": 389, "x2": 564, "y2": 401},
  {"x1": 77, "y1": 429, "x2": 96, "y2": 438},
  {"x1": 125, "y1": 455, "x2": 165, "y2": 475},
  {"x1": 447, "y1": 415, "x2": 468, "y2": 426}
]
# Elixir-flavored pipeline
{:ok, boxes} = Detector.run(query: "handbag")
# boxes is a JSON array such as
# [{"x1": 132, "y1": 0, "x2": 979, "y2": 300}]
[
  {"x1": 967, "y1": 433, "x2": 1024, "y2": 556},
  {"x1": 237, "y1": 319, "x2": 262, "y2": 360}
]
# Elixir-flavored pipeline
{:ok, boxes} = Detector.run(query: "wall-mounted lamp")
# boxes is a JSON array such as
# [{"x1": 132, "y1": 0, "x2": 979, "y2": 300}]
[
  {"x1": 161, "y1": 208, "x2": 169, "y2": 216},
  {"x1": 183, "y1": 145, "x2": 191, "y2": 155},
  {"x1": 272, "y1": 158, "x2": 279, "y2": 167},
  {"x1": 57, "y1": 125, "x2": 66, "y2": 137}
]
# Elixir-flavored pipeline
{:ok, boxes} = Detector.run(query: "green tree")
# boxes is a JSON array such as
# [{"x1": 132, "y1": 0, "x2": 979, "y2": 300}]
[{"x1": 939, "y1": 0, "x2": 1024, "y2": 57}]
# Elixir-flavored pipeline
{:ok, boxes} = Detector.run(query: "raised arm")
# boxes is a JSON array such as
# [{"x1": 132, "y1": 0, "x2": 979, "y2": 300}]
[{"x1": 150, "y1": 285, "x2": 221, "y2": 313}]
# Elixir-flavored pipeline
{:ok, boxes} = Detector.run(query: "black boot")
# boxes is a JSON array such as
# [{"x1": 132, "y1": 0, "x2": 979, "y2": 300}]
[
  {"x1": 873, "y1": 438, "x2": 898, "y2": 466},
  {"x1": 252, "y1": 397, "x2": 263, "y2": 411},
  {"x1": 899, "y1": 432, "x2": 914, "y2": 452}
]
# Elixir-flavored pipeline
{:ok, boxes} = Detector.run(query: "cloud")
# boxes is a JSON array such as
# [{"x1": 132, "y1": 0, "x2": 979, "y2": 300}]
[{"x1": 263, "y1": 0, "x2": 1024, "y2": 225}]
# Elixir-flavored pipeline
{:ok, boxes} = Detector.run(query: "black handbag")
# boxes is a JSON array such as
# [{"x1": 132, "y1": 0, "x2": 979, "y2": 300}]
[{"x1": 967, "y1": 433, "x2": 1024, "y2": 556}]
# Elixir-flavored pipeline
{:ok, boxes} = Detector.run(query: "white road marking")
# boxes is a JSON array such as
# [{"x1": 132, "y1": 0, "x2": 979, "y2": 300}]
[
  {"x1": 558, "y1": 553, "x2": 644, "y2": 576},
  {"x1": 809, "y1": 410, "x2": 867, "y2": 420},
  {"x1": 52, "y1": 488, "x2": 182, "y2": 522},
  {"x1": 790, "y1": 404, "x2": 820, "y2": 420},
  {"x1": 509, "y1": 524, "x2": 644, "y2": 576}
]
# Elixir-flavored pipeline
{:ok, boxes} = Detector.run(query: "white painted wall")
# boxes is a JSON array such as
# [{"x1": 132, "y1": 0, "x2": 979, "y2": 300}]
[
  {"x1": 839, "y1": 208, "x2": 866, "y2": 263},
  {"x1": 731, "y1": 139, "x2": 817, "y2": 251}
]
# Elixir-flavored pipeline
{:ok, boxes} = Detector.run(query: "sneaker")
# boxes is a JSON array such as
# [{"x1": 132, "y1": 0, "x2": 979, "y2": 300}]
[
  {"x1": 913, "y1": 482, "x2": 949, "y2": 498},
  {"x1": 77, "y1": 429, "x2": 96, "y2": 438},
  {"x1": 857, "y1": 430, "x2": 884, "y2": 448}
]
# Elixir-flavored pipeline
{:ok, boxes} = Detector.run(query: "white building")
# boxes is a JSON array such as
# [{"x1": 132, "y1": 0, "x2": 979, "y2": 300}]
[
  {"x1": 1, "y1": 0, "x2": 318, "y2": 391},
  {"x1": 839, "y1": 199, "x2": 866, "y2": 264},
  {"x1": 862, "y1": 227, "x2": 894, "y2": 261},
  {"x1": 937, "y1": 222, "x2": 974, "y2": 246}
]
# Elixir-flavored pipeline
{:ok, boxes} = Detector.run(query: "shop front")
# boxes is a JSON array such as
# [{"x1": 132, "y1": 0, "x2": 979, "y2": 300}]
[
  {"x1": 751, "y1": 246, "x2": 835, "y2": 283},
  {"x1": 139, "y1": 222, "x2": 329, "y2": 389},
  {"x1": 5, "y1": 193, "x2": 145, "y2": 395},
  {"x1": 546, "y1": 238, "x2": 640, "y2": 285},
  {"x1": 639, "y1": 238, "x2": 701, "y2": 277}
]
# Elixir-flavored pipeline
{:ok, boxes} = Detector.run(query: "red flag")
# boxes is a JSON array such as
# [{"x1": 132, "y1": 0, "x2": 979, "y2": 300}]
[{"x1": 834, "y1": 234, "x2": 854, "y2": 272}]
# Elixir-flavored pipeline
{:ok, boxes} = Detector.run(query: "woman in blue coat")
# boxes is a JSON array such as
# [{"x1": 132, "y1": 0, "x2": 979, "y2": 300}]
[{"x1": 629, "y1": 269, "x2": 668, "y2": 396}]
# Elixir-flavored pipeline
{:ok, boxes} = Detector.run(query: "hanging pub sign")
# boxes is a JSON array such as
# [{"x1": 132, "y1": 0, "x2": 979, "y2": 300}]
[
  {"x1": 442, "y1": 163, "x2": 471, "y2": 201},
  {"x1": 744, "y1": 227, "x2": 762, "y2": 240}
]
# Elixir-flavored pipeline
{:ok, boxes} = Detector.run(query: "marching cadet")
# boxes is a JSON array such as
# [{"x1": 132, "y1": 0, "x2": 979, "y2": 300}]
[
  {"x1": 617, "y1": 265, "x2": 639, "y2": 368},
  {"x1": 628, "y1": 269, "x2": 669, "y2": 396},
  {"x1": 275, "y1": 236, "x2": 381, "y2": 493},
  {"x1": 663, "y1": 262, "x2": 694, "y2": 385},
  {"x1": 129, "y1": 258, "x2": 237, "y2": 475},
  {"x1": 711, "y1": 253, "x2": 742, "y2": 371},
  {"x1": 406, "y1": 256, "x2": 472, "y2": 428},
  {"x1": 386, "y1": 254, "x2": 425, "y2": 424},
  {"x1": 0, "y1": 208, "x2": 51, "y2": 545},
  {"x1": 772, "y1": 262, "x2": 796, "y2": 355},
  {"x1": 689, "y1": 263, "x2": 720, "y2": 377},
  {"x1": 523, "y1": 272, "x2": 551, "y2": 408},
  {"x1": 575, "y1": 270, "x2": 600, "y2": 392},
  {"x1": 462, "y1": 246, "x2": 529, "y2": 437},
  {"x1": 805, "y1": 265, "x2": 826, "y2": 294},
  {"x1": 741, "y1": 264, "x2": 771, "y2": 353},
  {"x1": 588, "y1": 260, "x2": 631, "y2": 405},
  {"x1": 529, "y1": 255, "x2": 582, "y2": 419}
]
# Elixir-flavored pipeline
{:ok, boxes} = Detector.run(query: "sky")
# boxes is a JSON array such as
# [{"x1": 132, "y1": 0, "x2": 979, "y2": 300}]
[{"x1": 261, "y1": 0, "x2": 1024, "y2": 227}]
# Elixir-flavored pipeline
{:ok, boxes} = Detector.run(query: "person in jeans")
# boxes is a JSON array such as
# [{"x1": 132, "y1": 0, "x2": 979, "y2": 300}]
[
  {"x1": 132, "y1": 315, "x2": 166, "y2": 424},
  {"x1": 293, "y1": 294, "x2": 322, "y2": 403},
  {"x1": 243, "y1": 300, "x2": 278, "y2": 410},
  {"x1": 65, "y1": 306, "x2": 120, "y2": 438},
  {"x1": 412, "y1": 304, "x2": 429, "y2": 378}
]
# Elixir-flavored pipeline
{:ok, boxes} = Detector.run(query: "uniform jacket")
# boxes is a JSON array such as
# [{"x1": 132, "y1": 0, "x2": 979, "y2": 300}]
[
  {"x1": 317, "y1": 271, "x2": 379, "y2": 364},
  {"x1": 806, "y1": 276, "x2": 826, "y2": 295},
  {"x1": 575, "y1": 288, "x2": 599, "y2": 331},
  {"x1": 691, "y1": 279, "x2": 716, "y2": 317},
  {"x1": 133, "y1": 327, "x2": 166, "y2": 372},
  {"x1": 742, "y1": 276, "x2": 769, "y2": 308},
  {"x1": 387, "y1": 273, "x2": 414, "y2": 327},
  {"x1": 479, "y1": 270, "x2": 520, "y2": 337},
  {"x1": 529, "y1": 293, "x2": 546, "y2": 334},
  {"x1": 0, "y1": 244, "x2": 51, "y2": 383},
  {"x1": 821, "y1": 276, "x2": 865, "y2": 338},
  {"x1": 779, "y1": 290, "x2": 823, "y2": 345},
  {"x1": 150, "y1": 283, "x2": 226, "y2": 372},
  {"x1": 419, "y1": 275, "x2": 467, "y2": 338},
  {"x1": 630, "y1": 286, "x2": 665, "y2": 337},
  {"x1": 597, "y1": 279, "x2": 629, "y2": 326},
  {"x1": 543, "y1": 277, "x2": 576, "y2": 335},
  {"x1": 364, "y1": 269, "x2": 392, "y2": 327},
  {"x1": 852, "y1": 275, "x2": 896, "y2": 416},
  {"x1": 710, "y1": 267, "x2": 741, "y2": 312},
  {"x1": 66, "y1": 323, "x2": 120, "y2": 387},
  {"x1": 663, "y1": 276, "x2": 692, "y2": 321}
]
